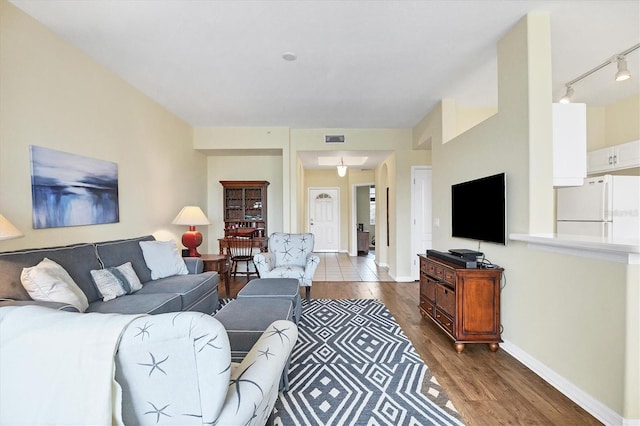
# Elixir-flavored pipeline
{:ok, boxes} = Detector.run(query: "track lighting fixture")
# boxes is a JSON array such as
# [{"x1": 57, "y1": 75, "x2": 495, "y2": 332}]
[
  {"x1": 615, "y1": 55, "x2": 631, "y2": 81},
  {"x1": 557, "y1": 43, "x2": 639, "y2": 103},
  {"x1": 559, "y1": 86, "x2": 574, "y2": 104},
  {"x1": 337, "y1": 158, "x2": 347, "y2": 177}
]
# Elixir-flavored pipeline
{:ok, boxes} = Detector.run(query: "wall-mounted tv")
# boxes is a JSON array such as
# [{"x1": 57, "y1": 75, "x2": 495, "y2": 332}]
[{"x1": 451, "y1": 173, "x2": 506, "y2": 245}]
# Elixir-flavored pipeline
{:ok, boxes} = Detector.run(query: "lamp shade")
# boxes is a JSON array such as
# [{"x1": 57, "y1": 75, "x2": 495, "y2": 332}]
[
  {"x1": 0, "y1": 214, "x2": 24, "y2": 241},
  {"x1": 172, "y1": 206, "x2": 211, "y2": 226},
  {"x1": 172, "y1": 206, "x2": 210, "y2": 257}
]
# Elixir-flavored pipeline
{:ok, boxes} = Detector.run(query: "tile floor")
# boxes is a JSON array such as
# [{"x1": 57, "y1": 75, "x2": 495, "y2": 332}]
[{"x1": 313, "y1": 251, "x2": 393, "y2": 281}]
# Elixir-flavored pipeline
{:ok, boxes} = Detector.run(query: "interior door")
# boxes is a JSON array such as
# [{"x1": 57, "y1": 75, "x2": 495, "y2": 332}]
[
  {"x1": 412, "y1": 167, "x2": 432, "y2": 280},
  {"x1": 309, "y1": 188, "x2": 340, "y2": 252}
]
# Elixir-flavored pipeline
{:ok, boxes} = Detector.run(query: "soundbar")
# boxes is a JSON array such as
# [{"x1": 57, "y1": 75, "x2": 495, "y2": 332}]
[{"x1": 426, "y1": 250, "x2": 477, "y2": 268}]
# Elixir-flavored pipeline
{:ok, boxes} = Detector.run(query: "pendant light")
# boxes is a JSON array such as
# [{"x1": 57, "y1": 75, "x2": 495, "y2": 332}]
[{"x1": 337, "y1": 158, "x2": 347, "y2": 177}]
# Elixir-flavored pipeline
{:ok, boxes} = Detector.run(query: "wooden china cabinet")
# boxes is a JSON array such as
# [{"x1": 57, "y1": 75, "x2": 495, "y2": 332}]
[{"x1": 220, "y1": 180, "x2": 269, "y2": 238}]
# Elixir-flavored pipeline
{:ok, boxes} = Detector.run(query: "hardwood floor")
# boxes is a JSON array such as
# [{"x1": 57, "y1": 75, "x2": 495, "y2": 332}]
[{"x1": 221, "y1": 278, "x2": 602, "y2": 425}]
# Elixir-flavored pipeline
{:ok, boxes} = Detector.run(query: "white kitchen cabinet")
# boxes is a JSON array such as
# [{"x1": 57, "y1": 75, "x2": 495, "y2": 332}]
[
  {"x1": 553, "y1": 103, "x2": 587, "y2": 187},
  {"x1": 588, "y1": 139, "x2": 640, "y2": 174}
]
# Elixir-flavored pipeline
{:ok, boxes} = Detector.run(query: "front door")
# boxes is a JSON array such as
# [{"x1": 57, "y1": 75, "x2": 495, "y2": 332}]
[{"x1": 309, "y1": 188, "x2": 340, "y2": 252}]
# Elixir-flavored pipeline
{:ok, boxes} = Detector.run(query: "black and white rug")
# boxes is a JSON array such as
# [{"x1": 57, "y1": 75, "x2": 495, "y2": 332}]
[{"x1": 272, "y1": 298, "x2": 465, "y2": 426}]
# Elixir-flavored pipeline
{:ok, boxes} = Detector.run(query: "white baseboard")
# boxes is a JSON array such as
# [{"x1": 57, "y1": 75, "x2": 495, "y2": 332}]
[
  {"x1": 393, "y1": 275, "x2": 416, "y2": 282},
  {"x1": 388, "y1": 270, "x2": 414, "y2": 282},
  {"x1": 501, "y1": 339, "x2": 635, "y2": 426}
]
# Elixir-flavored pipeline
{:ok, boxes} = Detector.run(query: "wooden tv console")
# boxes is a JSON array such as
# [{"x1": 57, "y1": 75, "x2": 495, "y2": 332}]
[{"x1": 418, "y1": 253, "x2": 503, "y2": 353}]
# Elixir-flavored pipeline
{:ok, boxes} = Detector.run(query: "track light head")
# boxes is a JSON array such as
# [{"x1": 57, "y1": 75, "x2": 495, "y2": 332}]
[
  {"x1": 615, "y1": 56, "x2": 631, "y2": 81},
  {"x1": 559, "y1": 86, "x2": 574, "y2": 104}
]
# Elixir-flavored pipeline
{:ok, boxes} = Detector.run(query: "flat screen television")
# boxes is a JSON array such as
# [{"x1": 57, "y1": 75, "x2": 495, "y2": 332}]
[{"x1": 451, "y1": 173, "x2": 506, "y2": 245}]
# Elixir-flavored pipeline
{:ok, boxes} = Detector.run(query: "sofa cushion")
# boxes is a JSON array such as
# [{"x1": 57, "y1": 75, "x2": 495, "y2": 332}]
[
  {"x1": 136, "y1": 271, "x2": 218, "y2": 311},
  {"x1": 20, "y1": 258, "x2": 89, "y2": 312},
  {"x1": 95, "y1": 235, "x2": 154, "y2": 283},
  {"x1": 86, "y1": 293, "x2": 182, "y2": 315},
  {"x1": 214, "y1": 298, "x2": 293, "y2": 362},
  {"x1": 139, "y1": 240, "x2": 188, "y2": 280},
  {"x1": 0, "y1": 243, "x2": 102, "y2": 302},
  {"x1": 90, "y1": 262, "x2": 143, "y2": 302}
]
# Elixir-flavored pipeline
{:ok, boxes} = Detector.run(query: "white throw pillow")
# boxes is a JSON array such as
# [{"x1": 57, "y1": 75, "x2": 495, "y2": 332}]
[
  {"x1": 20, "y1": 258, "x2": 89, "y2": 312},
  {"x1": 139, "y1": 240, "x2": 189, "y2": 280},
  {"x1": 90, "y1": 262, "x2": 143, "y2": 302}
]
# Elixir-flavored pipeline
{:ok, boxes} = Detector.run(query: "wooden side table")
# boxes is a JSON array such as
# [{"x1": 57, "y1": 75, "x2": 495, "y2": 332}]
[{"x1": 199, "y1": 254, "x2": 231, "y2": 296}]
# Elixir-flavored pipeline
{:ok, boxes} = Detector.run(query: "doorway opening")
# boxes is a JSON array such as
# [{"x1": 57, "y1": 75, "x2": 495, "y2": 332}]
[{"x1": 352, "y1": 183, "x2": 375, "y2": 256}]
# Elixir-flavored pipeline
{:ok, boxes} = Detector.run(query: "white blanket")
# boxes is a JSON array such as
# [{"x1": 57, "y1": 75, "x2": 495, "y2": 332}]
[{"x1": 0, "y1": 306, "x2": 143, "y2": 425}]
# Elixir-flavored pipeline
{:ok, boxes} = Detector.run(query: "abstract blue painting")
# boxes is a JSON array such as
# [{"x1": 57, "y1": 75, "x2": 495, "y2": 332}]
[{"x1": 30, "y1": 146, "x2": 119, "y2": 229}]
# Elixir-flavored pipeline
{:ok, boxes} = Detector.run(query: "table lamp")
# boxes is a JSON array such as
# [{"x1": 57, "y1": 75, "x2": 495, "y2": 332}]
[
  {"x1": 0, "y1": 214, "x2": 24, "y2": 241},
  {"x1": 172, "y1": 206, "x2": 211, "y2": 257}
]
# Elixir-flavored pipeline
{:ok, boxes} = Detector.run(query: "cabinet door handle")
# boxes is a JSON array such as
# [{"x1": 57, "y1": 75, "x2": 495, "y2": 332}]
[
  {"x1": 613, "y1": 154, "x2": 617, "y2": 165},
  {"x1": 609, "y1": 155, "x2": 613, "y2": 165}
]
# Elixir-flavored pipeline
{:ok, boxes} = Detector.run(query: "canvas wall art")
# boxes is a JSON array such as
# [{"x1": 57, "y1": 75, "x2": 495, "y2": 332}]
[{"x1": 30, "y1": 145, "x2": 119, "y2": 229}]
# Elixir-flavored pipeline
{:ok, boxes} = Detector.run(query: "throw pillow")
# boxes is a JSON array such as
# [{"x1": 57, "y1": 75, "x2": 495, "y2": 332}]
[
  {"x1": 90, "y1": 262, "x2": 143, "y2": 302},
  {"x1": 20, "y1": 258, "x2": 89, "y2": 312},
  {"x1": 139, "y1": 240, "x2": 189, "y2": 280}
]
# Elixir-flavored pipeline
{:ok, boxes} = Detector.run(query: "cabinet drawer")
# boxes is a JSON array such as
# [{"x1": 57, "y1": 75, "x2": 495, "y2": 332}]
[
  {"x1": 435, "y1": 310, "x2": 454, "y2": 335},
  {"x1": 443, "y1": 268, "x2": 456, "y2": 285},
  {"x1": 426, "y1": 260, "x2": 436, "y2": 276},
  {"x1": 422, "y1": 277, "x2": 436, "y2": 302},
  {"x1": 436, "y1": 283, "x2": 456, "y2": 317},
  {"x1": 420, "y1": 299, "x2": 435, "y2": 318},
  {"x1": 420, "y1": 256, "x2": 427, "y2": 272},
  {"x1": 434, "y1": 265, "x2": 445, "y2": 280}
]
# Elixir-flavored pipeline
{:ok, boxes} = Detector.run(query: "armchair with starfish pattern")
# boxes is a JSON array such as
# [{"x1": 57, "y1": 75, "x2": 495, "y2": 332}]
[
  {"x1": 253, "y1": 232, "x2": 320, "y2": 300},
  {"x1": 115, "y1": 312, "x2": 297, "y2": 425}
]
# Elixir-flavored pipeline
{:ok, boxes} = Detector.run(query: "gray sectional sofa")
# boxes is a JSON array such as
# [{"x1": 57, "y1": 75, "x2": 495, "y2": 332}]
[{"x1": 0, "y1": 235, "x2": 219, "y2": 314}]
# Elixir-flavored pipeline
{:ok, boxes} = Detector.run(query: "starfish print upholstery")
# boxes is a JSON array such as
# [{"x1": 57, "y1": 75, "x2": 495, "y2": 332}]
[
  {"x1": 253, "y1": 232, "x2": 320, "y2": 300},
  {"x1": 115, "y1": 312, "x2": 298, "y2": 426}
]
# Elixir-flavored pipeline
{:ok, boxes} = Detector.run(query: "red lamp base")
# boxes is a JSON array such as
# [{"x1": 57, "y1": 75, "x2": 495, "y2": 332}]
[{"x1": 182, "y1": 226, "x2": 203, "y2": 257}]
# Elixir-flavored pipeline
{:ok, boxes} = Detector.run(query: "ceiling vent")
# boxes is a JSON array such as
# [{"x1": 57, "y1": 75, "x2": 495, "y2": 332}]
[{"x1": 324, "y1": 134, "x2": 345, "y2": 144}]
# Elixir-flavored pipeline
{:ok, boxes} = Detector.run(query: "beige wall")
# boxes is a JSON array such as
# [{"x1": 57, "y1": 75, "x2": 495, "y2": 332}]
[
  {"x1": 0, "y1": 1, "x2": 207, "y2": 251},
  {"x1": 415, "y1": 12, "x2": 638, "y2": 420},
  {"x1": 587, "y1": 94, "x2": 640, "y2": 150},
  {"x1": 455, "y1": 105, "x2": 498, "y2": 137},
  {"x1": 604, "y1": 94, "x2": 640, "y2": 146}
]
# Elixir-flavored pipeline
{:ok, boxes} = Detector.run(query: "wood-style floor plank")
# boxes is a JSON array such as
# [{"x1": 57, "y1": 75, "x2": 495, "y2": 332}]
[{"x1": 221, "y1": 278, "x2": 602, "y2": 425}]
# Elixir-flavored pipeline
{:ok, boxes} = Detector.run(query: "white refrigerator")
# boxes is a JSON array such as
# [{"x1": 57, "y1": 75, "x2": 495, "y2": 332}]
[{"x1": 556, "y1": 175, "x2": 640, "y2": 239}]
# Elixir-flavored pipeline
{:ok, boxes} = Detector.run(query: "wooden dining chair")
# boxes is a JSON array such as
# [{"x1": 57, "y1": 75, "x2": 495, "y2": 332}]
[{"x1": 225, "y1": 237, "x2": 258, "y2": 282}]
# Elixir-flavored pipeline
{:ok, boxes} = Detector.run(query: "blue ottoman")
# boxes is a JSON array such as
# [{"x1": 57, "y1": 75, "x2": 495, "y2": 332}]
[
  {"x1": 237, "y1": 278, "x2": 302, "y2": 323},
  {"x1": 214, "y1": 298, "x2": 295, "y2": 390}
]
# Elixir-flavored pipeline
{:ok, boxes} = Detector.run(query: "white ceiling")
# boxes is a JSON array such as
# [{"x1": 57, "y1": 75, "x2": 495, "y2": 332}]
[{"x1": 9, "y1": 0, "x2": 640, "y2": 169}]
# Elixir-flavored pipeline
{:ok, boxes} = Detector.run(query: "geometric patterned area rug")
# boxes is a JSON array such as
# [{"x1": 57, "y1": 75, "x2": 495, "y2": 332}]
[{"x1": 272, "y1": 299, "x2": 466, "y2": 426}]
